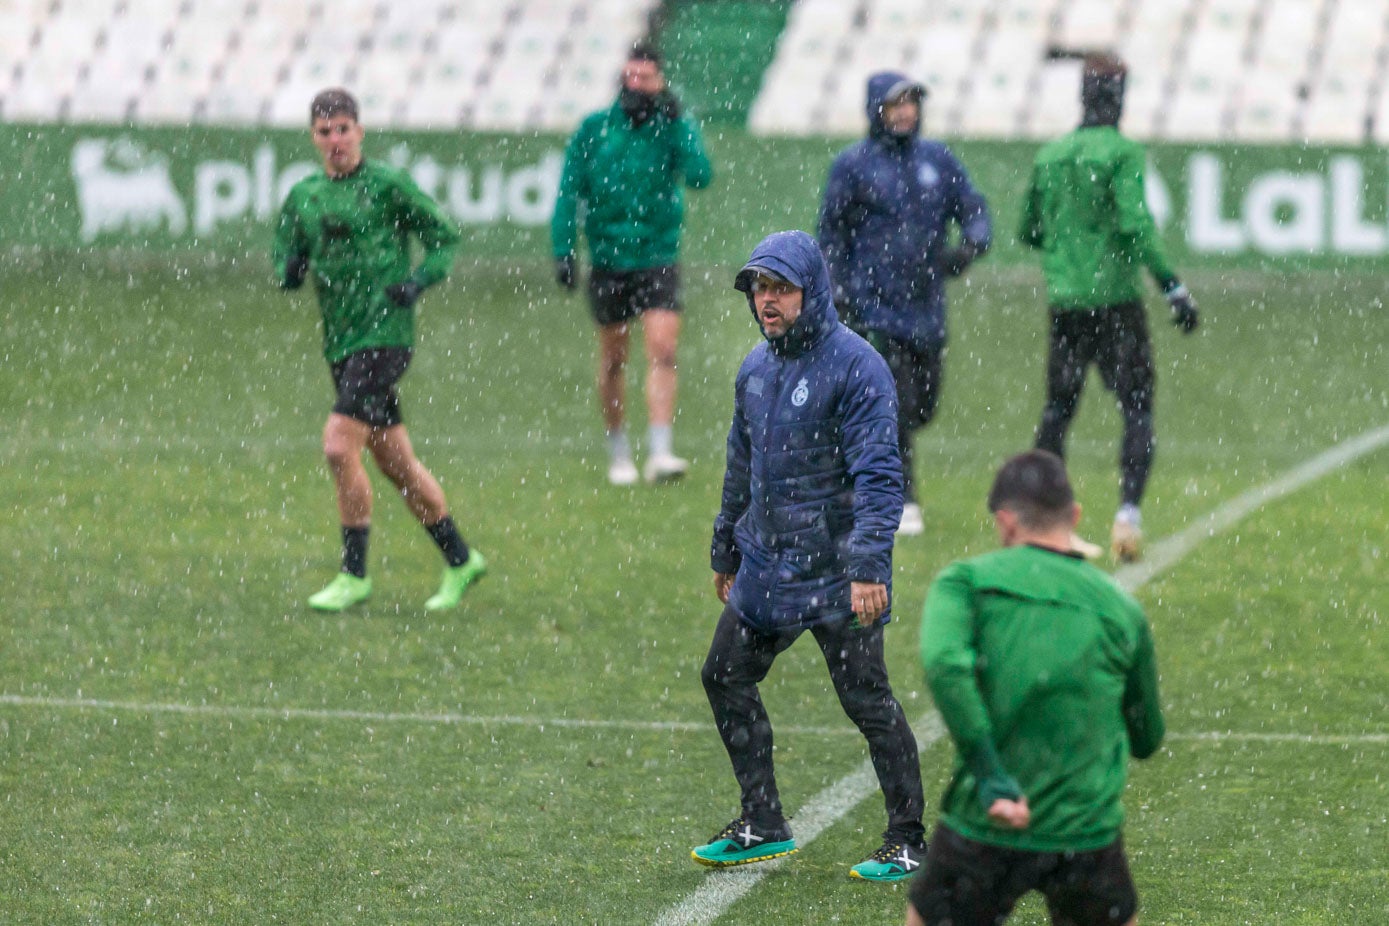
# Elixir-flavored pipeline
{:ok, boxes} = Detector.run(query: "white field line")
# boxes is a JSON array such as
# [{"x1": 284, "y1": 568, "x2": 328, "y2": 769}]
[
  {"x1": 0, "y1": 696, "x2": 1382, "y2": 748},
  {"x1": 655, "y1": 422, "x2": 1389, "y2": 926},
  {"x1": 1111, "y1": 423, "x2": 1389, "y2": 592},
  {"x1": 0, "y1": 695, "x2": 857, "y2": 737},
  {"x1": 1, "y1": 426, "x2": 1386, "y2": 923}
]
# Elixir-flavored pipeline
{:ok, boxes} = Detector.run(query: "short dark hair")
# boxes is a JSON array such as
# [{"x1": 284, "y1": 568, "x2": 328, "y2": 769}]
[
  {"x1": 628, "y1": 40, "x2": 663, "y2": 69},
  {"x1": 310, "y1": 87, "x2": 359, "y2": 124},
  {"x1": 987, "y1": 450, "x2": 1075, "y2": 529},
  {"x1": 1081, "y1": 52, "x2": 1126, "y2": 107}
]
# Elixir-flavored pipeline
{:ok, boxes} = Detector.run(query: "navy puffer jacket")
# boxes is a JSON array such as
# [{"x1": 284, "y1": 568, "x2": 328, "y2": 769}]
[
  {"x1": 711, "y1": 230, "x2": 903, "y2": 631},
  {"x1": 818, "y1": 71, "x2": 992, "y2": 348}
]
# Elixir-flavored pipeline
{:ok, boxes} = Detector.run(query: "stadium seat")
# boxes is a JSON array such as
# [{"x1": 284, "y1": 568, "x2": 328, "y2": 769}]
[
  {"x1": 1023, "y1": 59, "x2": 1084, "y2": 139},
  {"x1": 1054, "y1": 0, "x2": 1124, "y2": 50},
  {"x1": 1231, "y1": 66, "x2": 1301, "y2": 142},
  {"x1": 136, "y1": 20, "x2": 229, "y2": 123},
  {"x1": 959, "y1": 28, "x2": 1036, "y2": 138}
]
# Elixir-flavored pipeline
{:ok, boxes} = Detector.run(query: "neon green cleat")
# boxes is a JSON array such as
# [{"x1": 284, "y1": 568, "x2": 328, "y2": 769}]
[
  {"x1": 308, "y1": 573, "x2": 372, "y2": 612},
  {"x1": 424, "y1": 549, "x2": 487, "y2": 611}
]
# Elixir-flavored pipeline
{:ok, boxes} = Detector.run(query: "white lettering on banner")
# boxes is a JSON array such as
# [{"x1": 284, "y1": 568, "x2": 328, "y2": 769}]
[
  {"x1": 194, "y1": 161, "x2": 252, "y2": 235},
  {"x1": 1330, "y1": 156, "x2": 1387, "y2": 254},
  {"x1": 506, "y1": 153, "x2": 563, "y2": 225},
  {"x1": 69, "y1": 137, "x2": 562, "y2": 241},
  {"x1": 1246, "y1": 171, "x2": 1324, "y2": 254},
  {"x1": 1182, "y1": 152, "x2": 1387, "y2": 256},
  {"x1": 395, "y1": 142, "x2": 562, "y2": 225},
  {"x1": 448, "y1": 166, "x2": 505, "y2": 221},
  {"x1": 71, "y1": 136, "x2": 188, "y2": 243},
  {"x1": 1187, "y1": 153, "x2": 1245, "y2": 251},
  {"x1": 1144, "y1": 159, "x2": 1172, "y2": 230}
]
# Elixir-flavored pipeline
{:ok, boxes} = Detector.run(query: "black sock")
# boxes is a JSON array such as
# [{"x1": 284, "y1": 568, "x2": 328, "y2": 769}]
[
  {"x1": 425, "y1": 515, "x2": 471, "y2": 567},
  {"x1": 341, "y1": 526, "x2": 369, "y2": 578}
]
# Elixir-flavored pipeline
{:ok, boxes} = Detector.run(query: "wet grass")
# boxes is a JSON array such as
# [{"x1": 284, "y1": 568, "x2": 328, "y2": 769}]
[{"x1": 2, "y1": 257, "x2": 1386, "y2": 924}]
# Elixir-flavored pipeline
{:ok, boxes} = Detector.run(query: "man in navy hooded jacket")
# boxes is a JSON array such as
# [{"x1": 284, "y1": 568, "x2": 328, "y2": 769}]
[
  {"x1": 819, "y1": 72, "x2": 992, "y2": 537},
  {"x1": 692, "y1": 230, "x2": 926, "y2": 882}
]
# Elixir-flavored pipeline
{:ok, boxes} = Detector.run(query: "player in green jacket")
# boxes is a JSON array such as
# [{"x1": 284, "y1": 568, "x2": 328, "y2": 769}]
[
  {"x1": 551, "y1": 42, "x2": 713, "y2": 487},
  {"x1": 909, "y1": 450, "x2": 1164, "y2": 926},
  {"x1": 273, "y1": 88, "x2": 485, "y2": 613},
  {"x1": 1019, "y1": 53, "x2": 1200, "y2": 563}
]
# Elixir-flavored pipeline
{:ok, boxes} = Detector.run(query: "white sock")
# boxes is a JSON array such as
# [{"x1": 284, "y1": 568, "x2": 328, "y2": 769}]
[
  {"x1": 607, "y1": 428, "x2": 632, "y2": 463},
  {"x1": 649, "y1": 424, "x2": 673, "y2": 458},
  {"x1": 1116, "y1": 504, "x2": 1141, "y2": 527}
]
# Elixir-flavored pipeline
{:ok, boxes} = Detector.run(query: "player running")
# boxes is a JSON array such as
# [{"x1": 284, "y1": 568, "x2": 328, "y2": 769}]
[{"x1": 273, "y1": 87, "x2": 485, "y2": 612}]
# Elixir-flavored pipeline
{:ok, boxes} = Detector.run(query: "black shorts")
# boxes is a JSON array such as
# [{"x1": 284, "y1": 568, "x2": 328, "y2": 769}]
[
  {"x1": 908, "y1": 824, "x2": 1138, "y2": 926},
  {"x1": 1047, "y1": 301, "x2": 1154, "y2": 414},
  {"x1": 329, "y1": 347, "x2": 412, "y2": 428},
  {"x1": 587, "y1": 265, "x2": 681, "y2": 326}
]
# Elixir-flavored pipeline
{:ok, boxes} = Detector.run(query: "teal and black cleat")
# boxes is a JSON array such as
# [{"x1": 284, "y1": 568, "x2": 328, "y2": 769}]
[
  {"x1": 308, "y1": 573, "x2": 372, "y2": 612},
  {"x1": 691, "y1": 816, "x2": 797, "y2": 868},
  {"x1": 424, "y1": 549, "x2": 487, "y2": 611},
  {"x1": 849, "y1": 841, "x2": 924, "y2": 882}
]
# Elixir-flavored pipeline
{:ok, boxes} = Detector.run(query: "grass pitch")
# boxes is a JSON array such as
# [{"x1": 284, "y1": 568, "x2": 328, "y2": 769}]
[{"x1": 2, "y1": 254, "x2": 1386, "y2": 924}]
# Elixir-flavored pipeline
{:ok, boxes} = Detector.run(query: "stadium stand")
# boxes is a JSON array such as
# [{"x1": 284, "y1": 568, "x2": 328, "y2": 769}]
[
  {"x1": 1, "y1": 0, "x2": 1386, "y2": 142},
  {"x1": 749, "y1": 0, "x2": 1389, "y2": 144},
  {"x1": 2, "y1": 0, "x2": 655, "y2": 129}
]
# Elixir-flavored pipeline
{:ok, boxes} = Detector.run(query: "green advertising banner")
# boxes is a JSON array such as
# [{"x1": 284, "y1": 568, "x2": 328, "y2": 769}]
[{"x1": 2, "y1": 123, "x2": 1386, "y2": 272}]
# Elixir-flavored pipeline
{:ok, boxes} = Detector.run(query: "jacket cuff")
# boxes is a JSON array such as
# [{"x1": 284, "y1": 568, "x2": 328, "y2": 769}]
[
  {"x1": 711, "y1": 536, "x2": 741, "y2": 574},
  {"x1": 848, "y1": 551, "x2": 891, "y2": 584},
  {"x1": 965, "y1": 742, "x2": 1023, "y2": 809}
]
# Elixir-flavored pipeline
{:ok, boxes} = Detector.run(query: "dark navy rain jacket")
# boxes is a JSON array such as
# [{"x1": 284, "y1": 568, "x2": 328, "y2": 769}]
[
  {"x1": 818, "y1": 71, "x2": 992, "y2": 348},
  {"x1": 711, "y1": 231, "x2": 903, "y2": 632}
]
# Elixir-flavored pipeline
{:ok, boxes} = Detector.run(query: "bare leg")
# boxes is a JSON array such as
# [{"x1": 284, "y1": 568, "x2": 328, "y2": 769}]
[
  {"x1": 642, "y1": 308, "x2": 680, "y2": 427},
  {"x1": 323, "y1": 413, "x2": 374, "y2": 526},
  {"x1": 596, "y1": 322, "x2": 631, "y2": 433},
  {"x1": 368, "y1": 424, "x2": 449, "y2": 526}
]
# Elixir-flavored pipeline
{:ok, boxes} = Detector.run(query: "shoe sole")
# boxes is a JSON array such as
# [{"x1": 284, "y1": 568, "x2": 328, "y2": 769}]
[
  {"x1": 645, "y1": 470, "x2": 687, "y2": 485},
  {"x1": 849, "y1": 868, "x2": 914, "y2": 882},
  {"x1": 423, "y1": 570, "x2": 487, "y2": 611},
  {"x1": 691, "y1": 845, "x2": 798, "y2": 868},
  {"x1": 1112, "y1": 545, "x2": 1142, "y2": 564},
  {"x1": 308, "y1": 595, "x2": 370, "y2": 612}
]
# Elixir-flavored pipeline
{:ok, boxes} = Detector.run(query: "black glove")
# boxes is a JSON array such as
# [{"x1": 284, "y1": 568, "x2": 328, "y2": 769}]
[
  {"x1": 1164, "y1": 280, "x2": 1199, "y2": 333},
  {"x1": 385, "y1": 280, "x2": 423, "y2": 308},
  {"x1": 656, "y1": 90, "x2": 681, "y2": 120},
  {"x1": 556, "y1": 255, "x2": 577, "y2": 290},
  {"x1": 939, "y1": 241, "x2": 980, "y2": 277},
  {"x1": 282, "y1": 255, "x2": 308, "y2": 290}
]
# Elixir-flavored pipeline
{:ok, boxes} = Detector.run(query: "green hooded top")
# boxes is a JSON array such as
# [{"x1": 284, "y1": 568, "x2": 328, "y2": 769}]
[
  {"x1": 551, "y1": 100, "x2": 713, "y2": 271},
  {"x1": 920, "y1": 544, "x2": 1165, "y2": 852},
  {"x1": 274, "y1": 160, "x2": 461, "y2": 363},
  {"x1": 1018, "y1": 126, "x2": 1178, "y2": 310}
]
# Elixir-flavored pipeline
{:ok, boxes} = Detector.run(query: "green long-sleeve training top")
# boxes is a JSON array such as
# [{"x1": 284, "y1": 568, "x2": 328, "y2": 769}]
[
  {"x1": 274, "y1": 160, "x2": 461, "y2": 363},
  {"x1": 1018, "y1": 125, "x2": 1178, "y2": 310},
  {"x1": 551, "y1": 100, "x2": 713, "y2": 271},
  {"x1": 920, "y1": 544, "x2": 1165, "y2": 852}
]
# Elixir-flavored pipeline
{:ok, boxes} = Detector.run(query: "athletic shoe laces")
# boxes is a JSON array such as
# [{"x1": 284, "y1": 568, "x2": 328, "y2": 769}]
[{"x1": 867, "y1": 842, "x2": 912, "y2": 864}]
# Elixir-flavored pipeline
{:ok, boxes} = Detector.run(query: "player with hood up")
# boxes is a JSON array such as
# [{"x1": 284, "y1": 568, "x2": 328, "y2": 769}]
[{"x1": 819, "y1": 71, "x2": 992, "y2": 537}]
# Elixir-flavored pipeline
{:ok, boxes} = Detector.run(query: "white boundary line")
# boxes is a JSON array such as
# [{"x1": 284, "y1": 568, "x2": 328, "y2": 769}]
[
  {"x1": 1, "y1": 426, "x2": 1386, "y2": 924},
  {"x1": 0, "y1": 694, "x2": 858, "y2": 737},
  {"x1": 654, "y1": 423, "x2": 1389, "y2": 926},
  {"x1": 1111, "y1": 423, "x2": 1389, "y2": 592},
  {"x1": 0, "y1": 696, "x2": 1383, "y2": 748}
]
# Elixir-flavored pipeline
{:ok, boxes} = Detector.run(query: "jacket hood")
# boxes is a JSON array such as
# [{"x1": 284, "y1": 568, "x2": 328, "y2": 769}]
[
  {"x1": 734, "y1": 230, "x2": 839, "y2": 355},
  {"x1": 866, "y1": 71, "x2": 926, "y2": 140}
]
